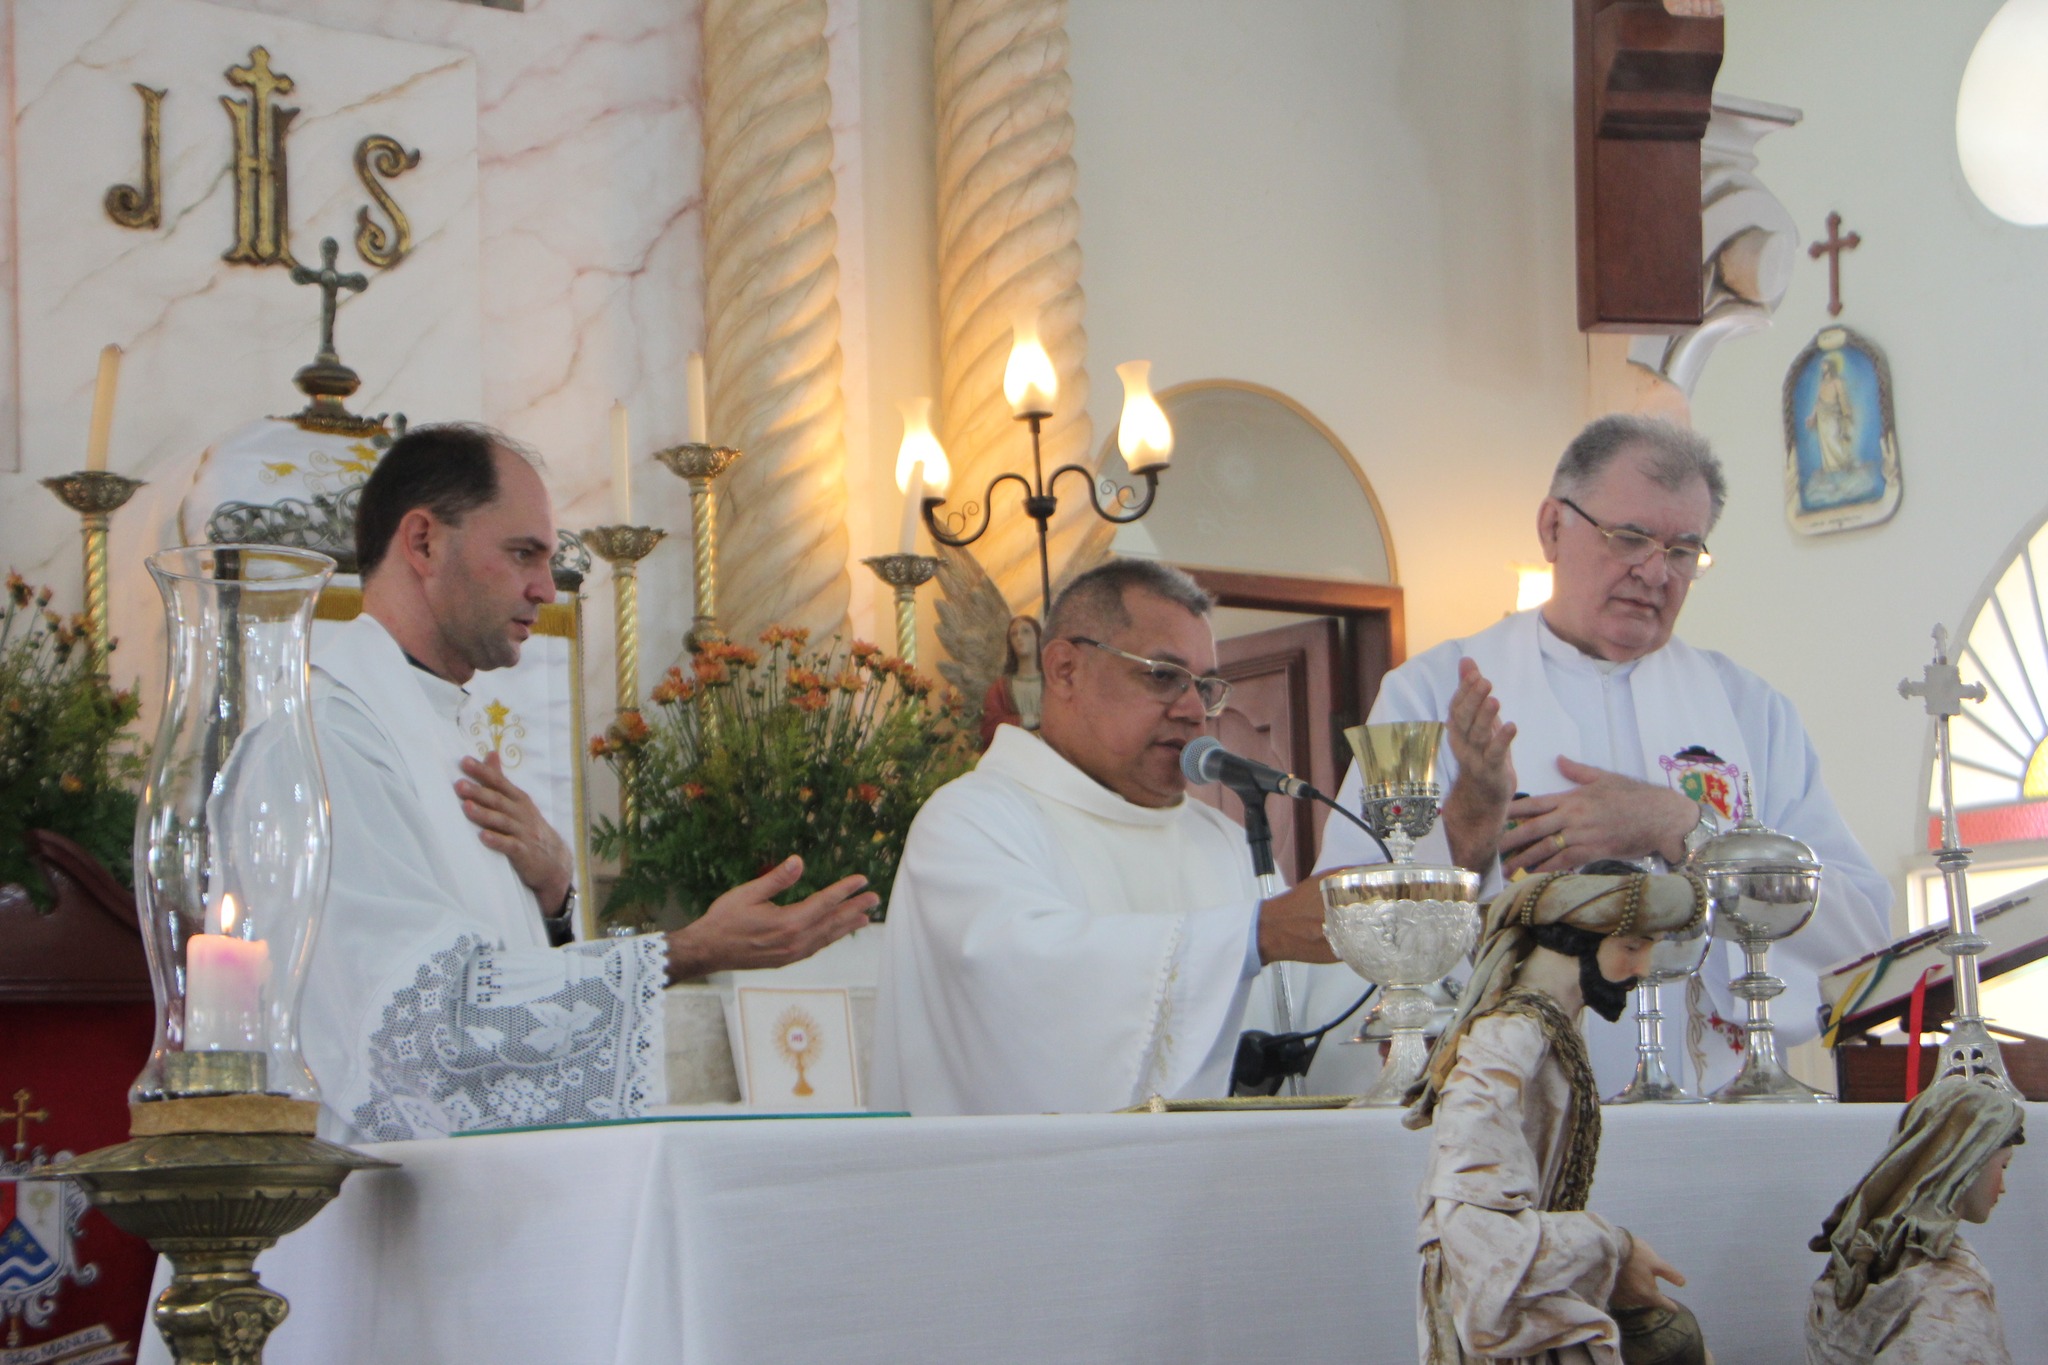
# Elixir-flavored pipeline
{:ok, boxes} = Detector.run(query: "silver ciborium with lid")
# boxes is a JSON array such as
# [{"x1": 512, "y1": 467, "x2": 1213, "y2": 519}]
[
  {"x1": 1320, "y1": 722, "x2": 1482, "y2": 1106},
  {"x1": 1696, "y1": 775, "x2": 1829, "y2": 1102}
]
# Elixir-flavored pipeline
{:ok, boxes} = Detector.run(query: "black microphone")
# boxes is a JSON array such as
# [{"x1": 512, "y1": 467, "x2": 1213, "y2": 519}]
[{"x1": 1179, "y1": 735, "x2": 1318, "y2": 800}]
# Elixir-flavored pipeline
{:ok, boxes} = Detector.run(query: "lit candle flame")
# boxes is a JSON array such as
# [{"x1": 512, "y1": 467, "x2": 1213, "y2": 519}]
[
  {"x1": 1115, "y1": 361, "x2": 1173, "y2": 472},
  {"x1": 895, "y1": 398, "x2": 951, "y2": 495},
  {"x1": 219, "y1": 891, "x2": 240, "y2": 936},
  {"x1": 1002, "y1": 316, "x2": 1059, "y2": 417}
]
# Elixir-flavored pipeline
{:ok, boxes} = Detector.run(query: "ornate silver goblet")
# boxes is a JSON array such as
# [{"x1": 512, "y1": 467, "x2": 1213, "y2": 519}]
[
  {"x1": 1323, "y1": 866, "x2": 1482, "y2": 1105},
  {"x1": 1605, "y1": 900, "x2": 1715, "y2": 1104},
  {"x1": 1697, "y1": 779, "x2": 1829, "y2": 1103},
  {"x1": 1320, "y1": 722, "x2": 1482, "y2": 1106}
]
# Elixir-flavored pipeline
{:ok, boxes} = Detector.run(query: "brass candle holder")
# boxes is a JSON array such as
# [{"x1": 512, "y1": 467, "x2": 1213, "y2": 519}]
[
  {"x1": 653, "y1": 442, "x2": 741, "y2": 650},
  {"x1": 65, "y1": 1106, "x2": 393, "y2": 1365},
  {"x1": 860, "y1": 553, "x2": 940, "y2": 665},
  {"x1": 583, "y1": 525, "x2": 666, "y2": 829},
  {"x1": 41, "y1": 470, "x2": 145, "y2": 671}
]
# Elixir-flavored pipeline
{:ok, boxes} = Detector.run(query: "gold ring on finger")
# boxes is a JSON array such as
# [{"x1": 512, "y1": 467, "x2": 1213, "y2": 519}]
[{"x1": 1553, "y1": 832, "x2": 1567, "y2": 853}]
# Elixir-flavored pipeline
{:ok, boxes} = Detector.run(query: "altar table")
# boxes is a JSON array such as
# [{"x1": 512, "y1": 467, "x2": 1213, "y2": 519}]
[{"x1": 142, "y1": 1104, "x2": 2048, "y2": 1365}]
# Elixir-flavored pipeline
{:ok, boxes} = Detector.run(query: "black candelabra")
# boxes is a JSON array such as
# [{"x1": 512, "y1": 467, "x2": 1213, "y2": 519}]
[{"x1": 921, "y1": 406, "x2": 1164, "y2": 623}]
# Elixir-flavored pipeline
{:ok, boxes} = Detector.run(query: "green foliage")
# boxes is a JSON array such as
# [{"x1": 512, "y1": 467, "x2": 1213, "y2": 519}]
[
  {"x1": 589, "y1": 628, "x2": 976, "y2": 929},
  {"x1": 0, "y1": 572, "x2": 143, "y2": 905}
]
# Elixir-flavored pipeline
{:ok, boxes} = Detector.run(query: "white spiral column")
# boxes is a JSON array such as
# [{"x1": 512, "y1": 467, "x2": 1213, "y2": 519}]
[
  {"x1": 702, "y1": 0, "x2": 852, "y2": 641},
  {"x1": 933, "y1": 0, "x2": 1104, "y2": 616}
]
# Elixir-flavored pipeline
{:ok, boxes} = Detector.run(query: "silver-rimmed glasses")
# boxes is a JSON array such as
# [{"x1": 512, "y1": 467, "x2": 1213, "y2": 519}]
[
  {"x1": 1557, "y1": 496, "x2": 1713, "y2": 580},
  {"x1": 1068, "y1": 637, "x2": 1232, "y2": 716}
]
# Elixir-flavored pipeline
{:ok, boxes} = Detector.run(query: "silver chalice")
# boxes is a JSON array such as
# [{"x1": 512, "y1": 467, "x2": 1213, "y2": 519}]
[{"x1": 1321, "y1": 722, "x2": 1483, "y2": 1107}]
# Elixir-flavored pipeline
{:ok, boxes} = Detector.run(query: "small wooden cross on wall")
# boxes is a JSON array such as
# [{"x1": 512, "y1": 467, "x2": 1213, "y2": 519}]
[
  {"x1": 2, "y1": 1088, "x2": 49, "y2": 1160},
  {"x1": 1808, "y1": 211, "x2": 1861, "y2": 318}
]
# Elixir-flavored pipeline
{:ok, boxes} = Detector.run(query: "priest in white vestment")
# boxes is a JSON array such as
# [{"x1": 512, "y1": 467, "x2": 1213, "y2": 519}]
[
  {"x1": 1314, "y1": 415, "x2": 1891, "y2": 1096},
  {"x1": 303, "y1": 424, "x2": 876, "y2": 1142},
  {"x1": 1807, "y1": 1076, "x2": 2024, "y2": 1365},
  {"x1": 872, "y1": 559, "x2": 1339, "y2": 1116},
  {"x1": 1409, "y1": 870, "x2": 1704, "y2": 1365}
]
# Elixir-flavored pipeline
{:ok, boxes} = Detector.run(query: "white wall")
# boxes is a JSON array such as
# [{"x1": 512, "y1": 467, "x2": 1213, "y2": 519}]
[
  {"x1": 1063, "y1": 0, "x2": 1588, "y2": 652},
  {"x1": 1685, "y1": 0, "x2": 2047, "y2": 916}
]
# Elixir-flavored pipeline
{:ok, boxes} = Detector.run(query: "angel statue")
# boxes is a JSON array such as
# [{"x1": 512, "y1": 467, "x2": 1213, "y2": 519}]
[
  {"x1": 932, "y1": 543, "x2": 1106, "y2": 751},
  {"x1": 1807, "y1": 1076, "x2": 2024, "y2": 1365},
  {"x1": 978, "y1": 615, "x2": 1043, "y2": 747}
]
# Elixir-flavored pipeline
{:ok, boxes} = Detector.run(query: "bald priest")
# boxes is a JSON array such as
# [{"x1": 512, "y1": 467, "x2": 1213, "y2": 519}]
[
  {"x1": 304, "y1": 424, "x2": 876, "y2": 1143},
  {"x1": 872, "y1": 559, "x2": 1338, "y2": 1116}
]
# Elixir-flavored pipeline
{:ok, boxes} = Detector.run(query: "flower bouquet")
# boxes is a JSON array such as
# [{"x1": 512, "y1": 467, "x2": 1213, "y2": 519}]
[
  {"x1": 0, "y1": 572, "x2": 143, "y2": 905},
  {"x1": 589, "y1": 628, "x2": 976, "y2": 928}
]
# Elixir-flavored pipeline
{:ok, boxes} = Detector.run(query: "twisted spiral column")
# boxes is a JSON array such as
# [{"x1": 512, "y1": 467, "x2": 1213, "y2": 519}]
[
  {"x1": 702, "y1": 0, "x2": 853, "y2": 641},
  {"x1": 933, "y1": 0, "x2": 1105, "y2": 614}
]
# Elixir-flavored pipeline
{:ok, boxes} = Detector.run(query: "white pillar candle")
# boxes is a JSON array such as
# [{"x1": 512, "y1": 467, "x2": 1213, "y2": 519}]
[
  {"x1": 610, "y1": 401, "x2": 632, "y2": 525},
  {"x1": 86, "y1": 344, "x2": 122, "y2": 472},
  {"x1": 184, "y1": 895, "x2": 270, "y2": 1052},
  {"x1": 894, "y1": 399, "x2": 950, "y2": 555},
  {"x1": 687, "y1": 352, "x2": 709, "y2": 445}
]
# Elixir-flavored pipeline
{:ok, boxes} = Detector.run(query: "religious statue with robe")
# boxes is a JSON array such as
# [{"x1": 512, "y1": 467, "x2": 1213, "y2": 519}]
[
  {"x1": 977, "y1": 613, "x2": 1043, "y2": 749},
  {"x1": 1806, "y1": 1076, "x2": 2025, "y2": 1365},
  {"x1": 1406, "y1": 868, "x2": 1709, "y2": 1365}
]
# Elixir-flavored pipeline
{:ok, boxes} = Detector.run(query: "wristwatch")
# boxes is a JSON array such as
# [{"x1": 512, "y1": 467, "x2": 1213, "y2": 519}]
[
  {"x1": 542, "y1": 884, "x2": 578, "y2": 947},
  {"x1": 1681, "y1": 802, "x2": 1725, "y2": 863}
]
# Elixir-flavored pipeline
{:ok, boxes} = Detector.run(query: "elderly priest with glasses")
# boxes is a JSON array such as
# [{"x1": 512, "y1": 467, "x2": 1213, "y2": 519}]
[
  {"x1": 1317, "y1": 414, "x2": 1891, "y2": 1096},
  {"x1": 873, "y1": 559, "x2": 1340, "y2": 1115}
]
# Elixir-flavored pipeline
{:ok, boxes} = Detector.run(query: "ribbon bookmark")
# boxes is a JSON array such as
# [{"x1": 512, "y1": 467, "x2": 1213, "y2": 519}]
[{"x1": 1902, "y1": 966, "x2": 1935, "y2": 1101}]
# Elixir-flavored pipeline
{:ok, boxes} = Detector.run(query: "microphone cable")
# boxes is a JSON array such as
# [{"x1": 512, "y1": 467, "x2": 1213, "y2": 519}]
[{"x1": 1231, "y1": 983, "x2": 1380, "y2": 1097}]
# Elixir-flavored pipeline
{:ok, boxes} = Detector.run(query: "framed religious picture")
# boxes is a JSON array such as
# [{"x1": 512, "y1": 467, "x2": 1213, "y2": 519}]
[
  {"x1": 728, "y1": 985, "x2": 863, "y2": 1110},
  {"x1": 1782, "y1": 325, "x2": 1902, "y2": 535}
]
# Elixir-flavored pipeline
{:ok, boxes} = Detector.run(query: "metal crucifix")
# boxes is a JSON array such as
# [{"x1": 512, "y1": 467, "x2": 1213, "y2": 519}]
[{"x1": 1808, "y1": 211, "x2": 1861, "y2": 318}]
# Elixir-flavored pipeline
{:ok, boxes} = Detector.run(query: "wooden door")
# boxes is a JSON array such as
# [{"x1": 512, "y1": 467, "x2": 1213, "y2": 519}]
[{"x1": 1188, "y1": 618, "x2": 1343, "y2": 883}]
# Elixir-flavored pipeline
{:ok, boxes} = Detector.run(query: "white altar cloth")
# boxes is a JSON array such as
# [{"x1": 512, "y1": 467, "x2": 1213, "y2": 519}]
[{"x1": 142, "y1": 1105, "x2": 2048, "y2": 1365}]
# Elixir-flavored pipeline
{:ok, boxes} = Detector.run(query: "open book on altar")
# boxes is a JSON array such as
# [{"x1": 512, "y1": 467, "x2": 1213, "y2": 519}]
[{"x1": 1821, "y1": 874, "x2": 2048, "y2": 1100}]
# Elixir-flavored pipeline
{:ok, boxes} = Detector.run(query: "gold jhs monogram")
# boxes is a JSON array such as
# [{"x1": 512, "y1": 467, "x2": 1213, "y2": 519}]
[{"x1": 221, "y1": 47, "x2": 299, "y2": 267}]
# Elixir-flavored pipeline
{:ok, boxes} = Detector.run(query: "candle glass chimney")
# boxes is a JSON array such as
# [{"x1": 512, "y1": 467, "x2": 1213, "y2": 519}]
[{"x1": 133, "y1": 545, "x2": 335, "y2": 1103}]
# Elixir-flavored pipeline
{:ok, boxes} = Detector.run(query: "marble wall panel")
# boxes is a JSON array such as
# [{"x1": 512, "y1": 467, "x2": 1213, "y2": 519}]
[
  {"x1": 201, "y1": 0, "x2": 711, "y2": 706},
  {"x1": 8, "y1": 0, "x2": 482, "y2": 708}
]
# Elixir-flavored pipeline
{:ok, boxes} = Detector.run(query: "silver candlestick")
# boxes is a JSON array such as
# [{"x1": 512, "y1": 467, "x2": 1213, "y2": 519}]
[
  {"x1": 1606, "y1": 902, "x2": 1715, "y2": 1104},
  {"x1": 1901, "y1": 625, "x2": 2014, "y2": 1092}
]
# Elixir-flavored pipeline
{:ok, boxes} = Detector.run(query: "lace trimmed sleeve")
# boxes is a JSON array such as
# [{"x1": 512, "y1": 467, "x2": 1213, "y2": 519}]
[{"x1": 350, "y1": 933, "x2": 668, "y2": 1142}]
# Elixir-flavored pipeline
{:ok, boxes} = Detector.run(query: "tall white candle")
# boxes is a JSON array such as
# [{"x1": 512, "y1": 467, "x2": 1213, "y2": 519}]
[
  {"x1": 894, "y1": 399, "x2": 950, "y2": 555},
  {"x1": 184, "y1": 894, "x2": 270, "y2": 1052},
  {"x1": 687, "y1": 352, "x2": 709, "y2": 445},
  {"x1": 610, "y1": 401, "x2": 632, "y2": 525},
  {"x1": 898, "y1": 462, "x2": 926, "y2": 555},
  {"x1": 86, "y1": 344, "x2": 122, "y2": 472}
]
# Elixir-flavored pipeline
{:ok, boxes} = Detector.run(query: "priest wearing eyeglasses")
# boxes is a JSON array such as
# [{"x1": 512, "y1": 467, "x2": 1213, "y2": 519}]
[
  {"x1": 1315, "y1": 413, "x2": 1892, "y2": 1098},
  {"x1": 872, "y1": 558, "x2": 1338, "y2": 1115}
]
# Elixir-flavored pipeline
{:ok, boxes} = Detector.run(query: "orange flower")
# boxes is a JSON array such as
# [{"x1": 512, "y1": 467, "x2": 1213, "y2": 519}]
[
  {"x1": 5, "y1": 572, "x2": 28, "y2": 608},
  {"x1": 850, "y1": 640, "x2": 881, "y2": 663},
  {"x1": 680, "y1": 781, "x2": 709, "y2": 800},
  {"x1": 786, "y1": 667, "x2": 827, "y2": 692},
  {"x1": 693, "y1": 657, "x2": 729, "y2": 685},
  {"x1": 898, "y1": 668, "x2": 935, "y2": 697},
  {"x1": 789, "y1": 689, "x2": 830, "y2": 713},
  {"x1": 614, "y1": 711, "x2": 652, "y2": 744},
  {"x1": 874, "y1": 655, "x2": 908, "y2": 678},
  {"x1": 834, "y1": 669, "x2": 863, "y2": 693},
  {"x1": 651, "y1": 669, "x2": 697, "y2": 705},
  {"x1": 759, "y1": 625, "x2": 812, "y2": 648},
  {"x1": 854, "y1": 783, "x2": 883, "y2": 805},
  {"x1": 58, "y1": 773, "x2": 83, "y2": 793}
]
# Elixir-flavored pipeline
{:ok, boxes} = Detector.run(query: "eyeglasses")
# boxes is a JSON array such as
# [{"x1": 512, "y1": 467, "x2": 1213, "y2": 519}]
[
  {"x1": 1557, "y1": 497, "x2": 1713, "y2": 581},
  {"x1": 1067, "y1": 637, "x2": 1232, "y2": 717}
]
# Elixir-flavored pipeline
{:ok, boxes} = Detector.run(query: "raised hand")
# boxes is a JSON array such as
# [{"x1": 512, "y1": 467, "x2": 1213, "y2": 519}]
[
  {"x1": 664, "y1": 855, "x2": 880, "y2": 980},
  {"x1": 1439, "y1": 658, "x2": 1518, "y2": 874},
  {"x1": 458, "y1": 752, "x2": 573, "y2": 914}
]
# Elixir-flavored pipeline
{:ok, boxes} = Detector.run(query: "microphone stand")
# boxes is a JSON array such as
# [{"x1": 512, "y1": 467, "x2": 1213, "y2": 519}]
[{"x1": 1231, "y1": 780, "x2": 1303, "y2": 1097}]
